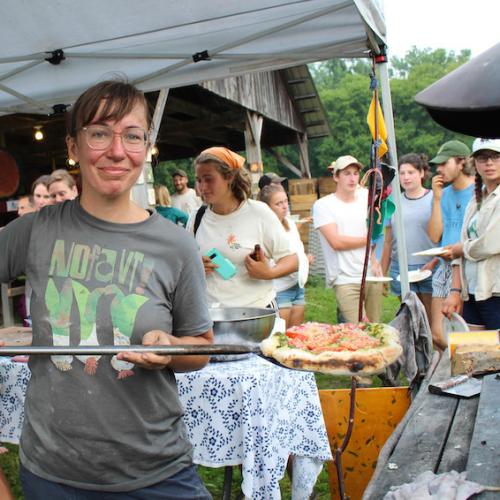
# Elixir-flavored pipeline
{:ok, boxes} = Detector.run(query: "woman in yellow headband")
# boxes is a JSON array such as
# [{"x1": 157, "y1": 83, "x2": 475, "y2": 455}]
[{"x1": 189, "y1": 146, "x2": 297, "y2": 309}]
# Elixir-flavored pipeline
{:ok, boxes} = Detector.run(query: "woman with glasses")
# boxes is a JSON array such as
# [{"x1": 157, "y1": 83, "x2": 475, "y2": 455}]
[
  {"x1": 189, "y1": 147, "x2": 296, "y2": 309},
  {"x1": 443, "y1": 138, "x2": 500, "y2": 329},
  {"x1": 258, "y1": 183, "x2": 312, "y2": 327},
  {"x1": 0, "y1": 80, "x2": 213, "y2": 499}
]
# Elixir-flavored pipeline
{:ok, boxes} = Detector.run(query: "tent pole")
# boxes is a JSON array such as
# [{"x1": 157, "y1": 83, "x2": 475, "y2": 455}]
[{"x1": 378, "y1": 62, "x2": 410, "y2": 297}]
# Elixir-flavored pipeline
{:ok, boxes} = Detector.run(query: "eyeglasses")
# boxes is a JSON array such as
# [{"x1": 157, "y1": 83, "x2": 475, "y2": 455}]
[
  {"x1": 475, "y1": 152, "x2": 500, "y2": 164},
  {"x1": 81, "y1": 125, "x2": 148, "y2": 152}
]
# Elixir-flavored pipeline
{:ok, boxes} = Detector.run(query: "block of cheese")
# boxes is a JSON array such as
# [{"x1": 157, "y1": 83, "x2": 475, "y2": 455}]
[
  {"x1": 448, "y1": 331, "x2": 499, "y2": 358},
  {"x1": 451, "y1": 344, "x2": 500, "y2": 375}
]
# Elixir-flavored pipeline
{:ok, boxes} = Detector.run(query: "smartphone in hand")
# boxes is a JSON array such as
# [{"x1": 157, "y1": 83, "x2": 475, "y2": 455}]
[{"x1": 204, "y1": 248, "x2": 237, "y2": 280}]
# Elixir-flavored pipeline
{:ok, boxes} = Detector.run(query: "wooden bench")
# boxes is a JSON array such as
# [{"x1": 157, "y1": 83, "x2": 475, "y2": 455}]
[
  {"x1": 364, "y1": 352, "x2": 499, "y2": 499},
  {"x1": 1, "y1": 281, "x2": 25, "y2": 327}
]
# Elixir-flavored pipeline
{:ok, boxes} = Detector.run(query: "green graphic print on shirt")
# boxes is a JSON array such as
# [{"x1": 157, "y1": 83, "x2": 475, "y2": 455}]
[{"x1": 45, "y1": 239, "x2": 152, "y2": 378}]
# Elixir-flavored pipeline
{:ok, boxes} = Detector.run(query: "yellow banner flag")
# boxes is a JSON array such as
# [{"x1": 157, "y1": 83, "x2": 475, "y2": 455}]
[{"x1": 367, "y1": 95, "x2": 388, "y2": 158}]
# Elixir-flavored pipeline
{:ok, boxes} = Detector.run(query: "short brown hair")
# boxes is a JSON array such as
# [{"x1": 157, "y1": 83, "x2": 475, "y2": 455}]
[
  {"x1": 66, "y1": 80, "x2": 152, "y2": 137},
  {"x1": 31, "y1": 174, "x2": 51, "y2": 194},
  {"x1": 48, "y1": 169, "x2": 76, "y2": 189}
]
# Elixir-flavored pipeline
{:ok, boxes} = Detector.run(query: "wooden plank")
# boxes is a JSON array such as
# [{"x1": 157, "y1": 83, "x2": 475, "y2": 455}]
[
  {"x1": 466, "y1": 374, "x2": 500, "y2": 497},
  {"x1": 1, "y1": 282, "x2": 15, "y2": 327},
  {"x1": 0, "y1": 326, "x2": 32, "y2": 345},
  {"x1": 289, "y1": 193, "x2": 317, "y2": 203},
  {"x1": 318, "y1": 176, "x2": 336, "y2": 196},
  {"x1": 437, "y1": 396, "x2": 479, "y2": 473},
  {"x1": 290, "y1": 202, "x2": 316, "y2": 211},
  {"x1": 288, "y1": 179, "x2": 317, "y2": 195},
  {"x1": 366, "y1": 355, "x2": 458, "y2": 498},
  {"x1": 7, "y1": 285, "x2": 25, "y2": 297}
]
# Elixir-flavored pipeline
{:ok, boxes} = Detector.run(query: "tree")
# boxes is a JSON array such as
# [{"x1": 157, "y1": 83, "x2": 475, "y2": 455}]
[{"x1": 307, "y1": 48, "x2": 474, "y2": 174}]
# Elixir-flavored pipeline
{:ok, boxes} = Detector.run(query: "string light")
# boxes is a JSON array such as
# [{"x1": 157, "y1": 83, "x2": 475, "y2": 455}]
[{"x1": 34, "y1": 126, "x2": 44, "y2": 141}]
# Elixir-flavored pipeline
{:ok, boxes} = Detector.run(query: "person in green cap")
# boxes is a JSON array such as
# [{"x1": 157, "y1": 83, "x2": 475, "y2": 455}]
[{"x1": 427, "y1": 140, "x2": 475, "y2": 349}]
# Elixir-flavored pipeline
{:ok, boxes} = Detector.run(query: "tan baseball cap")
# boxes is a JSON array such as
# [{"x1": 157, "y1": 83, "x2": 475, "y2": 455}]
[{"x1": 329, "y1": 155, "x2": 363, "y2": 174}]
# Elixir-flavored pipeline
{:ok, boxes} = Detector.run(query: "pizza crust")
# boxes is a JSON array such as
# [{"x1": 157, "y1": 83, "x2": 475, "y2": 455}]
[{"x1": 260, "y1": 323, "x2": 402, "y2": 376}]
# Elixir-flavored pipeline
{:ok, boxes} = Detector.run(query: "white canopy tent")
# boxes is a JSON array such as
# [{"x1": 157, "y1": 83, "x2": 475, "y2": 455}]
[{"x1": 0, "y1": 0, "x2": 409, "y2": 294}]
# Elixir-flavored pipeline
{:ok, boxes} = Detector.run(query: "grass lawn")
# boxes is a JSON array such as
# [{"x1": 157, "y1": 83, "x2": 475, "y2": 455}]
[{"x1": 0, "y1": 276, "x2": 400, "y2": 499}]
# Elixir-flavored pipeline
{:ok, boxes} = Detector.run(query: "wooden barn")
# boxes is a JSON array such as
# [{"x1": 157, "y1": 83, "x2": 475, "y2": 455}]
[{"x1": 0, "y1": 65, "x2": 331, "y2": 225}]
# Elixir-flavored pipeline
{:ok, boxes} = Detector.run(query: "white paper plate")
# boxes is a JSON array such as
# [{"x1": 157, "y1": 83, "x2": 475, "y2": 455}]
[
  {"x1": 412, "y1": 247, "x2": 446, "y2": 257},
  {"x1": 365, "y1": 276, "x2": 393, "y2": 282},
  {"x1": 297, "y1": 251, "x2": 310, "y2": 288},
  {"x1": 397, "y1": 269, "x2": 432, "y2": 283}
]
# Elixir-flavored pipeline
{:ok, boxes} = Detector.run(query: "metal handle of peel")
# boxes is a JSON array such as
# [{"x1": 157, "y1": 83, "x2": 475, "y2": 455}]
[{"x1": 0, "y1": 344, "x2": 262, "y2": 356}]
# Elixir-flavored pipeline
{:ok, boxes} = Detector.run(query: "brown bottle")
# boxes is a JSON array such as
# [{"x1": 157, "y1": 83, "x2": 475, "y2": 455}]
[{"x1": 250, "y1": 244, "x2": 261, "y2": 261}]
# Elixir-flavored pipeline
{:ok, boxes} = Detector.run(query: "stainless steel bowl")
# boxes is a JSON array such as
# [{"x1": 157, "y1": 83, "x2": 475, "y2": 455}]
[{"x1": 209, "y1": 307, "x2": 277, "y2": 346}]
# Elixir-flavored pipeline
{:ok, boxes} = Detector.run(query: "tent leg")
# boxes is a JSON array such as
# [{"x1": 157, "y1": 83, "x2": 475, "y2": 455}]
[{"x1": 378, "y1": 63, "x2": 410, "y2": 297}]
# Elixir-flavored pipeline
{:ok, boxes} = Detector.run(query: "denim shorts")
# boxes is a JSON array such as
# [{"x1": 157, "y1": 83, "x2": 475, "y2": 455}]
[
  {"x1": 276, "y1": 284, "x2": 305, "y2": 308},
  {"x1": 20, "y1": 463, "x2": 212, "y2": 500},
  {"x1": 390, "y1": 262, "x2": 433, "y2": 296}
]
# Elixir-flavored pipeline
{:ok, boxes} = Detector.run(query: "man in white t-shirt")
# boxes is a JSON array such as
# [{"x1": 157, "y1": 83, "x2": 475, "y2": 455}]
[
  {"x1": 312, "y1": 155, "x2": 383, "y2": 323},
  {"x1": 171, "y1": 169, "x2": 202, "y2": 215}
]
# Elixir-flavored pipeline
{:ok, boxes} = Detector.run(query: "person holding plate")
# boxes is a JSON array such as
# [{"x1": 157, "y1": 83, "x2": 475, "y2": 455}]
[
  {"x1": 442, "y1": 138, "x2": 500, "y2": 330},
  {"x1": 381, "y1": 153, "x2": 437, "y2": 322},
  {"x1": 0, "y1": 80, "x2": 214, "y2": 499},
  {"x1": 259, "y1": 183, "x2": 313, "y2": 327}
]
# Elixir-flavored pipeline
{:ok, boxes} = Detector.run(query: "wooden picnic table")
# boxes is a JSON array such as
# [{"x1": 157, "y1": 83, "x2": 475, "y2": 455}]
[{"x1": 364, "y1": 351, "x2": 499, "y2": 499}]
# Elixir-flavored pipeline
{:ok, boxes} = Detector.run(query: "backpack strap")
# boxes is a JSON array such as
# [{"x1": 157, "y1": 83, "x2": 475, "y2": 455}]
[{"x1": 193, "y1": 205, "x2": 207, "y2": 236}]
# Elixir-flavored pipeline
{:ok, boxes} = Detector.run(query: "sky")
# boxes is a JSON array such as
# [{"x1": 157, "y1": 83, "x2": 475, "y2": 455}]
[{"x1": 383, "y1": 0, "x2": 500, "y2": 59}]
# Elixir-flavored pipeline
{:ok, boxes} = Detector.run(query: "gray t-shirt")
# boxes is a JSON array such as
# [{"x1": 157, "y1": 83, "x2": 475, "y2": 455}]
[
  {"x1": 390, "y1": 190, "x2": 435, "y2": 267},
  {"x1": 0, "y1": 200, "x2": 212, "y2": 491}
]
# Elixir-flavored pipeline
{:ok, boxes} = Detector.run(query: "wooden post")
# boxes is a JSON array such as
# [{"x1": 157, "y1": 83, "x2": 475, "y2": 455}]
[
  {"x1": 297, "y1": 132, "x2": 311, "y2": 178},
  {"x1": 244, "y1": 111, "x2": 263, "y2": 197},
  {"x1": 132, "y1": 88, "x2": 169, "y2": 207}
]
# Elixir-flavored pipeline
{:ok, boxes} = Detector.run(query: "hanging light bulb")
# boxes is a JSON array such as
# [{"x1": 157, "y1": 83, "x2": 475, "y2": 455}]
[{"x1": 34, "y1": 126, "x2": 44, "y2": 141}]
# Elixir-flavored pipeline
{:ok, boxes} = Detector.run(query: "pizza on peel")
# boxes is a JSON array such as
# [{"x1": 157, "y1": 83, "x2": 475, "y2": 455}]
[{"x1": 260, "y1": 322, "x2": 402, "y2": 376}]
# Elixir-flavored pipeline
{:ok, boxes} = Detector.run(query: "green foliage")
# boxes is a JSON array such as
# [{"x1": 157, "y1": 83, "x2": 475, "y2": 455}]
[{"x1": 306, "y1": 48, "x2": 475, "y2": 176}]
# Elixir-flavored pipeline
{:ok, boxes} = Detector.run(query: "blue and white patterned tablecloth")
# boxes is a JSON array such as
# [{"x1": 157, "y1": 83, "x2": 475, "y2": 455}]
[
  {"x1": 0, "y1": 357, "x2": 29, "y2": 444},
  {"x1": 175, "y1": 355, "x2": 332, "y2": 499},
  {"x1": 1, "y1": 354, "x2": 332, "y2": 499}
]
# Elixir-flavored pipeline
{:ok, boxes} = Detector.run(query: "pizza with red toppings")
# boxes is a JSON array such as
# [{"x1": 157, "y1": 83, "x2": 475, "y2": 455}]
[{"x1": 260, "y1": 322, "x2": 402, "y2": 375}]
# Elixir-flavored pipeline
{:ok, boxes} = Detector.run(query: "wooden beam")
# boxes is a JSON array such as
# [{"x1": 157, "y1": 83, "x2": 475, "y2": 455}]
[
  {"x1": 297, "y1": 132, "x2": 311, "y2": 178},
  {"x1": 245, "y1": 111, "x2": 264, "y2": 196},
  {"x1": 166, "y1": 95, "x2": 214, "y2": 119},
  {"x1": 265, "y1": 148, "x2": 302, "y2": 178},
  {"x1": 293, "y1": 94, "x2": 317, "y2": 101},
  {"x1": 164, "y1": 110, "x2": 245, "y2": 136}
]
